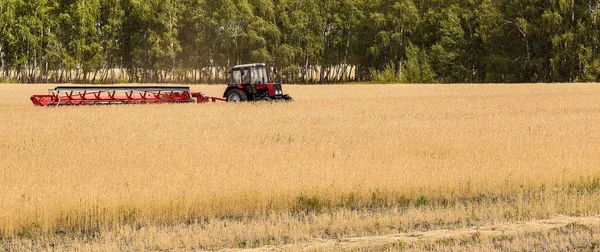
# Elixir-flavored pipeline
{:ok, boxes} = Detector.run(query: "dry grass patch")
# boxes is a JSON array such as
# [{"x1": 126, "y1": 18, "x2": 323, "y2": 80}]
[{"x1": 1, "y1": 83, "x2": 600, "y2": 249}]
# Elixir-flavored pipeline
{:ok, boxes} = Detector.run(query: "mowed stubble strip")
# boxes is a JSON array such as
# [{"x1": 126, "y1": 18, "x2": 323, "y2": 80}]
[{"x1": 0, "y1": 84, "x2": 600, "y2": 246}]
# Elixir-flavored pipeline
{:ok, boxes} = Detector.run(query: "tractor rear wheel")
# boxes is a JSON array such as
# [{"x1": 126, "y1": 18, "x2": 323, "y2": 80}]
[{"x1": 226, "y1": 89, "x2": 248, "y2": 102}]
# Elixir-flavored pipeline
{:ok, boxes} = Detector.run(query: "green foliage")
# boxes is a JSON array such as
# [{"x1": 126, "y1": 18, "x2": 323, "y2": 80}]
[
  {"x1": 370, "y1": 63, "x2": 399, "y2": 83},
  {"x1": 402, "y1": 43, "x2": 436, "y2": 83},
  {"x1": 415, "y1": 195, "x2": 430, "y2": 207},
  {"x1": 294, "y1": 194, "x2": 325, "y2": 214},
  {"x1": 1, "y1": 0, "x2": 599, "y2": 83}
]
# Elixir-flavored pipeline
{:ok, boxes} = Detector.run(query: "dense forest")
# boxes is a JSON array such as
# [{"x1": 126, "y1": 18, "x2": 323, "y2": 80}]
[{"x1": 1, "y1": 0, "x2": 600, "y2": 84}]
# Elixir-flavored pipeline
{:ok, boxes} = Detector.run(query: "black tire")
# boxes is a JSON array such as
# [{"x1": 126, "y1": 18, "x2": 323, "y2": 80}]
[{"x1": 225, "y1": 89, "x2": 248, "y2": 102}]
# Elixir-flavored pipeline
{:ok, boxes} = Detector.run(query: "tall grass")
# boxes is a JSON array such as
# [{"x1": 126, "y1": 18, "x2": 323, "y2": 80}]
[{"x1": 1, "y1": 83, "x2": 600, "y2": 238}]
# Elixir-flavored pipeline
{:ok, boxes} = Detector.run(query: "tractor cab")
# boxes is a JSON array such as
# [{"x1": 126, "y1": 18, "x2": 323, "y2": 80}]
[
  {"x1": 224, "y1": 63, "x2": 293, "y2": 102},
  {"x1": 229, "y1": 63, "x2": 269, "y2": 85}
]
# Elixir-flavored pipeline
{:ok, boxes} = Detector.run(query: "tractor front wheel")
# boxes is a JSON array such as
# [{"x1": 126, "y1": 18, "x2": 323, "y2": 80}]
[{"x1": 225, "y1": 89, "x2": 248, "y2": 102}]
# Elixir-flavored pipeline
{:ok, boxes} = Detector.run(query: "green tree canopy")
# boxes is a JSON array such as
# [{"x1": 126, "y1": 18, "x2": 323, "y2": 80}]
[{"x1": 1, "y1": 0, "x2": 599, "y2": 83}]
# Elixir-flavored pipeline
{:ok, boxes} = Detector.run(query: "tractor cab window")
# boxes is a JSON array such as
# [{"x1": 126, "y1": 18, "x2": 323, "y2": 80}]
[
  {"x1": 251, "y1": 66, "x2": 269, "y2": 84},
  {"x1": 231, "y1": 70, "x2": 242, "y2": 84},
  {"x1": 252, "y1": 67, "x2": 264, "y2": 84},
  {"x1": 241, "y1": 69, "x2": 251, "y2": 85}
]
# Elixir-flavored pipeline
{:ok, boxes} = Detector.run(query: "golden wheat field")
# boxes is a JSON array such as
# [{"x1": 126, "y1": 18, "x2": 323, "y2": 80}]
[{"x1": 1, "y1": 83, "x2": 600, "y2": 250}]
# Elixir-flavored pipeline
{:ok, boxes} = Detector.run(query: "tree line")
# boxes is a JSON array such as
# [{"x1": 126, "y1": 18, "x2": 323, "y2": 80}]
[{"x1": 1, "y1": 0, "x2": 599, "y2": 84}]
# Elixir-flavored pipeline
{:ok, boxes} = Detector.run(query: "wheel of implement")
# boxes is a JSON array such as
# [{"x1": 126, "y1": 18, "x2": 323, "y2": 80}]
[{"x1": 226, "y1": 89, "x2": 248, "y2": 102}]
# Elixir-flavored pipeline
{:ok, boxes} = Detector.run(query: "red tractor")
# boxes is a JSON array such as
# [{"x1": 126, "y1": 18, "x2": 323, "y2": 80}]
[
  {"x1": 30, "y1": 63, "x2": 292, "y2": 107},
  {"x1": 223, "y1": 63, "x2": 293, "y2": 102}
]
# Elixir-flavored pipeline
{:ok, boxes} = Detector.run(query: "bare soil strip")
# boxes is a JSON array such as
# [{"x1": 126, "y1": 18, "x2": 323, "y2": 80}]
[{"x1": 243, "y1": 215, "x2": 600, "y2": 251}]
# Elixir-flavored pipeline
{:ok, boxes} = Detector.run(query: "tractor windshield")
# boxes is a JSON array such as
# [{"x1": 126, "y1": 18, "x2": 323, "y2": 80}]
[{"x1": 252, "y1": 66, "x2": 268, "y2": 84}]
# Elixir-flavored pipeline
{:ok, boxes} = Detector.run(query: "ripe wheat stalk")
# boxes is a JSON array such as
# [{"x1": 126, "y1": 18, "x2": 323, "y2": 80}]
[{"x1": 1, "y1": 83, "x2": 599, "y2": 242}]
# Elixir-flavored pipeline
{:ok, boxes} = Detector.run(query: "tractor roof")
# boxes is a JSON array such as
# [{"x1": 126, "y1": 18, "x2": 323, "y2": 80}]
[{"x1": 232, "y1": 63, "x2": 266, "y2": 69}]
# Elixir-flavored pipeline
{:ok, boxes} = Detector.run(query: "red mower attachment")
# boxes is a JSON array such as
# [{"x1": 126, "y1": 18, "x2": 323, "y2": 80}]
[{"x1": 30, "y1": 86, "x2": 225, "y2": 107}]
